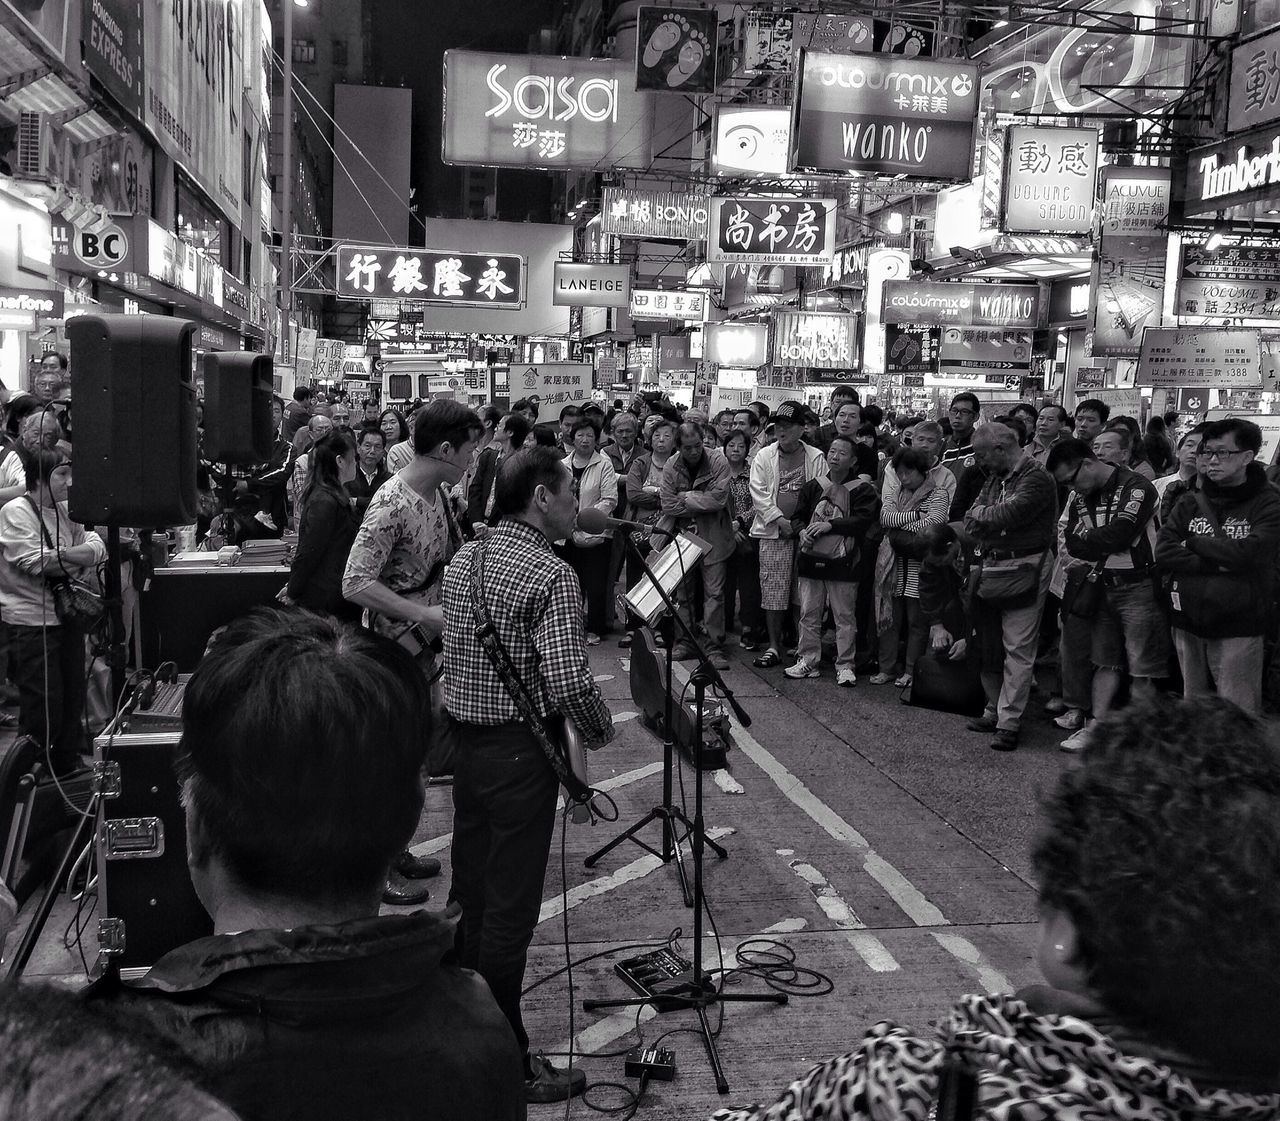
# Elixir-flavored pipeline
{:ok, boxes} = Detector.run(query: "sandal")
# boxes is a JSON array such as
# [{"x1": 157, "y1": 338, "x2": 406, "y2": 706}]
[
  {"x1": 752, "y1": 648, "x2": 781, "y2": 668},
  {"x1": 0, "y1": 711, "x2": 15, "y2": 727}
]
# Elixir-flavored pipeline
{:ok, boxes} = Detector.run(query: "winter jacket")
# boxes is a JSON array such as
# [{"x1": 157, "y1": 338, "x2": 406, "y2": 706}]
[
  {"x1": 656, "y1": 448, "x2": 734, "y2": 564},
  {"x1": 88, "y1": 912, "x2": 525, "y2": 1121},
  {"x1": 1062, "y1": 465, "x2": 1158, "y2": 572},
  {"x1": 286, "y1": 486, "x2": 361, "y2": 620},
  {"x1": 749, "y1": 442, "x2": 829, "y2": 539},
  {"x1": 1155, "y1": 462, "x2": 1280, "y2": 638},
  {"x1": 564, "y1": 449, "x2": 618, "y2": 547},
  {"x1": 711, "y1": 991, "x2": 1280, "y2": 1121},
  {"x1": 963, "y1": 455, "x2": 1058, "y2": 558},
  {"x1": 625, "y1": 452, "x2": 669, "y2": 527},
  {"x1": 467, "y1": 445, "x2": 505, "y2": 530},
  {"x1": 604, "y1": 441, "x2": 642, "y2": 517}
]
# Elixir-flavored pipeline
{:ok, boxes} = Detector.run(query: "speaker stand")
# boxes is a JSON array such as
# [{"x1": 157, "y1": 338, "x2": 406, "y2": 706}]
[{"x1": 104, "y1": 527, "x2": 128, "y2": 705}]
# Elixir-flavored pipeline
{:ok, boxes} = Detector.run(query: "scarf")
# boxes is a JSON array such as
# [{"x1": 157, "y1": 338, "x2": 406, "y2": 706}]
[{"x1": 874, "y1": 479, "x2": 935, "y2": 636}]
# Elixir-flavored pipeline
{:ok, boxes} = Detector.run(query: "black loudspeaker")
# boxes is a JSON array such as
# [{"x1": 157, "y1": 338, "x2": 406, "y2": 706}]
[
  {"x1": 67, "y1": 314, "x2": 198, "y2": 526},
  {"x1": 202, "y1": 352, "x2": 274, "y2": 464}
]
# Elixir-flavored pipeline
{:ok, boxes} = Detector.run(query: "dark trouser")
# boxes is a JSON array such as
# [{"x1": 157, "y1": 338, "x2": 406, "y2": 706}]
[
  {"x1": 10, "y1": 622, "x2": 87, "y2": 772},
  {"x1": 726, "y1": 541, "x2": 765, "y2": 638},
  {"x1": 451, "y1": 722, "x2": 559, "y2": 1066},
  {"x1": 604, "y1": 531, "x2": 627, "y2": 630},
  {"x1": 562, "y1": 540, "x2": 611, "y2": 634}
]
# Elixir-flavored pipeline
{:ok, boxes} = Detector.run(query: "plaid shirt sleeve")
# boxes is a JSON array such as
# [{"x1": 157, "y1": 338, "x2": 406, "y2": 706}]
[{"x1": 531, "y1": 566, "x2": 612, "y2": 742}]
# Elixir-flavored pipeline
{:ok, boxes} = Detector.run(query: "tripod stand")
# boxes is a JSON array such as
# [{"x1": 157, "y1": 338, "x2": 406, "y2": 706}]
[
  {"x1": 584, "y1": 534, "x2": 736, "y2": 904},
  {"x1": 582, "y1": 545, "x2": 785, "y2": 1095}
]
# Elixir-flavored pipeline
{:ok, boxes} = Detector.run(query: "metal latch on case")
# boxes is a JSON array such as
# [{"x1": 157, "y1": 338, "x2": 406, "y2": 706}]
[{"x1": 101, "y1": 817, "x2": 165, "y2": 859}]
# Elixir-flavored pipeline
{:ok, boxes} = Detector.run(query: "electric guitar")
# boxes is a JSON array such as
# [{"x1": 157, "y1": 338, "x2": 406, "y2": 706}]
[
  {"x1": 546, "y1": 713, "x2": 594, "y2": 824},
  {"x1": 388, "y1": 620, "x2": 444, "y2": 681}
]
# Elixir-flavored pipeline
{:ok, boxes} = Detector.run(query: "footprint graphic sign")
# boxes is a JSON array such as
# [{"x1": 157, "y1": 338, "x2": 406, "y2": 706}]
[{"x1": 635, "y1": 6, "x2": 718, "y2": 93}]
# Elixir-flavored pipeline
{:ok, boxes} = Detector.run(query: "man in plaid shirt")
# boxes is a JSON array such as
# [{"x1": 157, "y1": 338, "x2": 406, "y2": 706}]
[{"x1": 442, "y1": 445, "x2": 614, "y2": 1105}]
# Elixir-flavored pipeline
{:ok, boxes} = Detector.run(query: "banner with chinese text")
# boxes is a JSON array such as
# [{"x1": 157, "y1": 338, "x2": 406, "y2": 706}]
[
  {"x1": 1091, "y1": 167, "x2": 1171, "y2": 358},
  {"x1": 1002, "y1": 126, "x2": 1098, "y2": 235},
  {"x1": 707, "y1": 197, "x2": 837, "y2": 265},
  {"x1": 336, "y1": 245, "x2": 524, "y2": 308}
]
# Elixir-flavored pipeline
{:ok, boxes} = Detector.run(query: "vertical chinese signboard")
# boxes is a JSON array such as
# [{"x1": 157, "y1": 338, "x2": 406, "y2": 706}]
[
  {"x1": 1229, "y1": 26, "x2": 1280, "y2": 133},
  {"x1": 336, "y1": 245, "x2": 525, "y2": 308},
  {"x1": 1092, "y1": 167, "x2": 1171, "y2": 358}
]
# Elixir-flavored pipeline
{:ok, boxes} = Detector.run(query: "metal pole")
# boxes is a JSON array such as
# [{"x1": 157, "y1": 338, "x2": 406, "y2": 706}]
[{"x1": 280, "y1": 0, "x2": 294, "y2": 362}]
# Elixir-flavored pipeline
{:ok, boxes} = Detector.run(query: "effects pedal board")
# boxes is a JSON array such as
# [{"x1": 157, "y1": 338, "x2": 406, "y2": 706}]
[{"x1": 613, "y1": 946, "x2": 695, "y2": 1014}]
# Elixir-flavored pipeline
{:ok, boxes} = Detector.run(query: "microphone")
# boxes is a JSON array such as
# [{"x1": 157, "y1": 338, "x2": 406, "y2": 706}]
[{"x1": 575, "y1": 508, "x2": 650, "y2": 535}]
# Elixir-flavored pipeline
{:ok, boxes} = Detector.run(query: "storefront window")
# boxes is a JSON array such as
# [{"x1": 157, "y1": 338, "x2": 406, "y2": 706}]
[{"x1": 176, "y1": 176, "x2": 230, "y2": 272}]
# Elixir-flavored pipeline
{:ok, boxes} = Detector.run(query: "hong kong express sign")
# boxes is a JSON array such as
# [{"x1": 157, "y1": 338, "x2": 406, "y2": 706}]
[
  {"x1": 792, "y1": 52, "x2": 979, "y2": 180},
  {"x1": 337, "y1": 245, "x2": 525, "y2": 308}
]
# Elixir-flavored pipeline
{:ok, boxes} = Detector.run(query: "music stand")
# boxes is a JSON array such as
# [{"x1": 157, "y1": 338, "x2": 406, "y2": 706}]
[
  {"x1": 585, "y1": 532, "x2": 723, "y2": 905},
  {"x1": 582, "y1": 569, "x2": 784, "y2": 1095}
]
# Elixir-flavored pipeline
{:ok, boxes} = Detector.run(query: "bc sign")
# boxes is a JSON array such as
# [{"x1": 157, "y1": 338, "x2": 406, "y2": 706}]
[{"x1": 74, "y1": 224, "x2": 130, "y2": 269}]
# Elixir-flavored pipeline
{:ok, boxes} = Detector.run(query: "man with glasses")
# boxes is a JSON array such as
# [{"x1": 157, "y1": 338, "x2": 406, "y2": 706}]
[
  {"x1": 1156, "y1": 418, "x2": 1280, "y2": 715},
  {"x1": 1048, "y1": 439, "x2": 1165, "y2": 752},
  {"x1": 940, "y1": 393, "x2": 979, "y2": 477}
]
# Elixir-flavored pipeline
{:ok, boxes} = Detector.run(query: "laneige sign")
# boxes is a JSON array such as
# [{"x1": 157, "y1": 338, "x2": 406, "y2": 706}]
[{"x1": 552, "y1": 262, "x2": 631, "y2": 307}]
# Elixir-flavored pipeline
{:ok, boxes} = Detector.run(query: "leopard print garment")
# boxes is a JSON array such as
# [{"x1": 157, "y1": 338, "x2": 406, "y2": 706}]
[{"x1": 711, "y1": 994, "x2": 1280, "y2": 1121}]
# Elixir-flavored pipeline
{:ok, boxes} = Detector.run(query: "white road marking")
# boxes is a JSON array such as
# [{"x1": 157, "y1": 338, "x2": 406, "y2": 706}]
[
  {"x1": 594, "y1": 674, "x2": 615, "y2": 683},
  {"x1": 776, "y1": 848, "x2": 794, "y2": 856},
  {"x1": 550, "y1": 916, "x2": 805, "y2": 1059},
  {"x1": 611, "y1": 710, "x2": 638, "y2": 724},
  {"x1": 732, "y1": 721, "x2": 947, "y2": 928},
  {"x1": 930, "y1": 931, "x2": 1012, "y2": 994},
  {"x1": 786, "y1": 858, "x2": 901, "y2": 973},
  {"x1": 731, "y1": 720, "x2": 1009, "y2": 984},
  {"x1": 619, "y1": 657, "x2": 630, "y2": 672},
  {"x1": 538, "y1": 826, "x2": 734, "y2": 925},
  {"x1": 712, "y1": 768, "x2": 744, "y2": 794}
]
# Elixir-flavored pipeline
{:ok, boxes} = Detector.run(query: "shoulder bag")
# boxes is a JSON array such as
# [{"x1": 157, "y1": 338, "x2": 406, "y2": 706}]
[
  {"x1": 25, "y1": 497, "x2": 104, "y2": 627},
  {"x1": 467, "y1": 543, "x2": 594, "y2": 817},
  {"x1": 974, "y1": 552, "x2": 1043, "y2": 604}
]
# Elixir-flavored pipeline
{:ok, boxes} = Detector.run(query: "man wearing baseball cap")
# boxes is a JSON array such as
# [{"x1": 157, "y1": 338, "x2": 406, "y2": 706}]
[{"x1": 748, "y1": 400, "x2": 829, "y2": 668}]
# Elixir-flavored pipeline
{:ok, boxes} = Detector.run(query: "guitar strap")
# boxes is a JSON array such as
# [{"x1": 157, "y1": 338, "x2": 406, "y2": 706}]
[{"x1": 467, "y1": 542, "x2": 591, "y2": 806}]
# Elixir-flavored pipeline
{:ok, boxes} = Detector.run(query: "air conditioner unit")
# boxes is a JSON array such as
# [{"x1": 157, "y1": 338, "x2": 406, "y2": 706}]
[{"x1": 16, "y1": 111, "x2": 47, "y2": 178}]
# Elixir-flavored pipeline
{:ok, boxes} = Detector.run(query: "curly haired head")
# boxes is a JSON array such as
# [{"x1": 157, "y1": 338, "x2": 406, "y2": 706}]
[{"x1": 1033, "y1": 696, "x2": 1280, "y2": 1077}]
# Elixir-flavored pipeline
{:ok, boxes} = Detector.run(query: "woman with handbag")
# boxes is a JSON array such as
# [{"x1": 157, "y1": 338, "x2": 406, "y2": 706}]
[
  {"x1": 871, "y1": 447, "x2": 948, "y2": 688},
  {"x1": 0, "y1": 449, "x2": 106, "y2": 775}
]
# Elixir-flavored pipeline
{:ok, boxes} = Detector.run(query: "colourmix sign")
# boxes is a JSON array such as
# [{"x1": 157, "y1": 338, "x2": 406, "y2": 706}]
[
  {"x1": 792, "y1": 52, "x2": 979, "y2": 179},
  {"x1": 442, "y1": 51, "x2": 654, "y2": 170},
  {"x1": 881, "y1": 281, "x2": 1040, "y2": 328}
]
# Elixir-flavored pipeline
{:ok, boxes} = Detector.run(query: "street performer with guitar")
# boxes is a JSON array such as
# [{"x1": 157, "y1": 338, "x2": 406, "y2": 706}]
[
  {"x1": 342, "y1": 399, "x2": 480, "y2": 905},
  {"x1": 442, "y1": 445, "x2": 615, "y2": 1105}
]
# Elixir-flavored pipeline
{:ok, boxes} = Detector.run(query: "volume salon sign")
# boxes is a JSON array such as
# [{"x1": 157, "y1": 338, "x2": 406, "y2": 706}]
[{"x1": 552, "y1": 263, "x2": 632, "y2": 307}]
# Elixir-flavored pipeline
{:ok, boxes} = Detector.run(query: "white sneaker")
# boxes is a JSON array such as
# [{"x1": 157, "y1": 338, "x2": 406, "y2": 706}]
[
  {"x1": 1053, "y1": 708, "x2": 1085, "y2": 731},
  {"x1": 784, "y1": 658, "x2": 820, "y2": 679},
  {"x1": 1060, "y1": 722, "x2": 1094, "y2": 753},
  {"x1": 836, "y1": 667, "x2": 857, "y2": 688}
]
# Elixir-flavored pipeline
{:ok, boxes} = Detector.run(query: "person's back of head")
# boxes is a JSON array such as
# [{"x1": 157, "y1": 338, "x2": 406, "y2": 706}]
[
  {"x1": 1034, "y1": 696, "x2": 1280, "y2": 1080},
  {"x1": 180, "y1": 609, "x2": 431, "y2": 914},
  {"x1": 0, "y1": 984, "x2": 237, "y2": 1120},
  {"x1": 293, "y1": 386, "x2": 312, "y2": 404}
]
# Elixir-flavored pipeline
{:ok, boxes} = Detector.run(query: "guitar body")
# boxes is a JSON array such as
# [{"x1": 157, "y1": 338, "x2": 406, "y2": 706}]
[{"x1": 546, "y1": 714, "x2": 592, "y2": 823}]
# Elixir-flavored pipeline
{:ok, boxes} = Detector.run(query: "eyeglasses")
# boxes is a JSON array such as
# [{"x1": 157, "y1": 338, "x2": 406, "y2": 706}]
[
  {"x1": 949, "y1": 406, "x2": 976, "y2": 417},
  {"x1": 1200, "y1": 447, "x2": 1247, "y2": 462}
]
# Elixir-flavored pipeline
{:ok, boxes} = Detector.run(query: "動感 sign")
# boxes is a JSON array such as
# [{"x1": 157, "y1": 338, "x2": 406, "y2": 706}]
[
  {"x1": 630, "y1": 288, "x2": 707, "y2": 321},
  {"x1": 1229, "y1": 27, "x2": 1280, "y2": 134},
  {"x1": 552, "y1": 262, "x2": 631, "y2": 307},
  {"x1": 771, "y1": 311, "x2": 857, "y2": 369},
  {"x1": 337, "y1": 245, "x2": 525, "y2": 308},
  {"x1": 791, "y1": 52, "x2": 979, "y2": 180},
  {"x1": 707, "y1": 196, "x2": 837, "y2": 265},
  {"x1": 442, "y1": 51, "x2": 654, "y2": 171},
  {"x1": 1136, "y1": 327, "x2": 1262, "y2": 388},
  {"x1": 1002, "y1": 126, "x2": 1098, "y2": 235},
  {"x1": 601, "y1": 189, "x2": 710, "y2": 241}
]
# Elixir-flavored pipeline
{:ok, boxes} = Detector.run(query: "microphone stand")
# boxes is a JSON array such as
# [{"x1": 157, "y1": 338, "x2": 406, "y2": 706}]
[{"x1": 581, "y1": 533, "x2": 780, "y2": 1096}]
